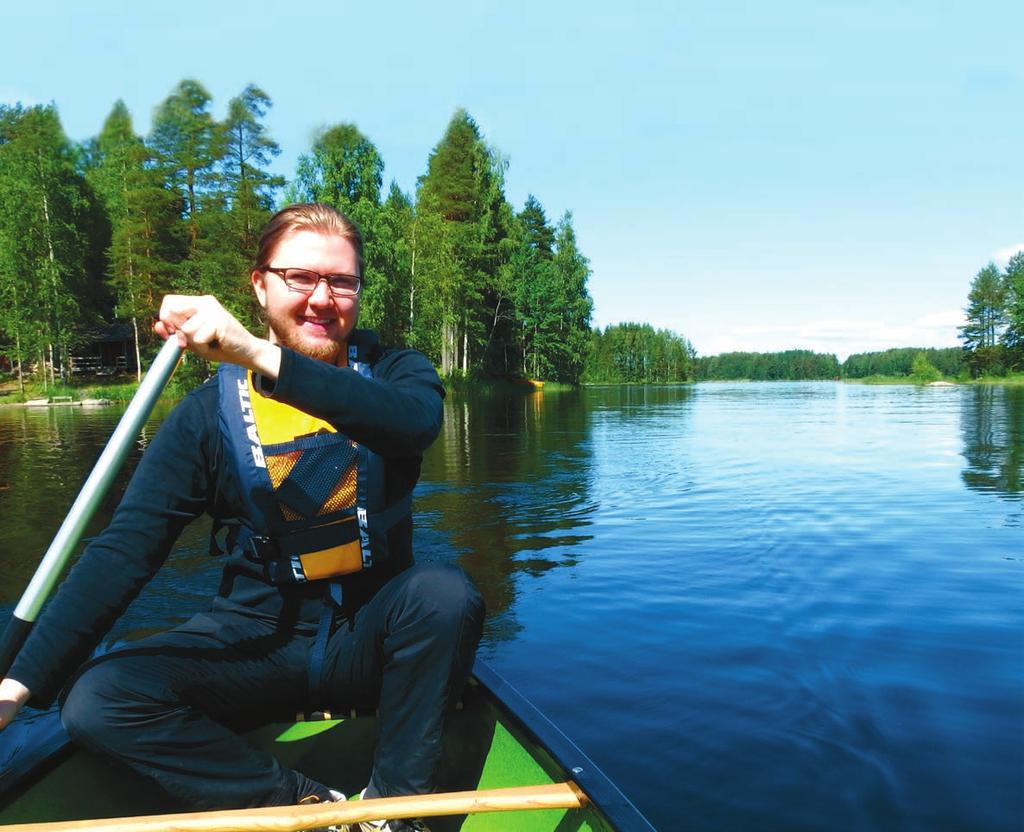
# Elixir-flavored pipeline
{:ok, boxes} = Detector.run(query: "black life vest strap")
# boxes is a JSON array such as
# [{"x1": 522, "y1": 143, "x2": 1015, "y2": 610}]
[
  {"x1": 230, "y1": 523, "x2": 340, "y2": 715},
  {"x1": 369, "y1": 492, "x2": 413, "y2": 531},
  {"x1": 307, "y1": 582, "x2": 342, "y2": 716}
]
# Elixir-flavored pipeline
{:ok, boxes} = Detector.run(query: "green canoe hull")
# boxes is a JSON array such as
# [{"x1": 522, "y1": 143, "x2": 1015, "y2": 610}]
[{"x1": 0, "y1": 660, "x2": 654, "y2": 831}]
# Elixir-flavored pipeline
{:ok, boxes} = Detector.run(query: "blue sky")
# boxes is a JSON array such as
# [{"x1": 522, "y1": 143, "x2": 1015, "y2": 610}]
[{"x1": 4, "y1": 0, "x2": 1021, "y2": 359}]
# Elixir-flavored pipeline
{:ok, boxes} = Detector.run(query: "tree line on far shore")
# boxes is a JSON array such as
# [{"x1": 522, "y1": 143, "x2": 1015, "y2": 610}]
[
  {"x1": 580, "y1": 342, "x2": 968, "y2": 384},
  {"x1": 524, "y1": 250, "x2": 1024, "y2": 385},
  {"x1": 685, "y1": 251, "x2": 1024, "y2": 383},
  {"x1": 0, "y1": 80, "x2": 593, "y2": 392}
]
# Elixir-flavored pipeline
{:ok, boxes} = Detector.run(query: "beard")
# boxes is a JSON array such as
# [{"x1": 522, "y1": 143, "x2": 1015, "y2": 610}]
[{"x1": 265, "y1": 307, "x2": 345, "y2": 365}]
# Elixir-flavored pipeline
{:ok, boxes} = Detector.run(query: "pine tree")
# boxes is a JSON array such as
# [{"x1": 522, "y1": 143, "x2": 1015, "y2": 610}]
[
  {"x1": 221, "y1": 85, "x2": 283, "y2": 253},
  {"x1": 195, "y1": 85, "x2": 286, "y2": 329},
  {"x1": 89, "y1": 100, "x2": 180, "y2": 377},
  {"x1": 519, "y1": 194, "x2": 555, "y2": 258},
  {"x1": 149, "y1": 79, "x2": 225, "y2": 292},
  {"x1": 512, "y1": 196, "x2": 556, "y2": 378},
  {"x1": 1001, "y1": 251, "x2": 1024, "y2": 369},
  {"x1": 960, "y1": 262, "x2": 1008, "y2": 376},
  {"x1": 416, "y1": 109, "x2": 506, "y2": 375},
  {"x1": 550, "y1": 212, "x2": 593, "y2": 383}
]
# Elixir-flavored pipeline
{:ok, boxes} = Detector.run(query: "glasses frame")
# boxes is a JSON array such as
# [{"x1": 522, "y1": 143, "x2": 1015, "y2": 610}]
[{"x1": 261, "y1": 266, "x2": 362, "y2": 298}]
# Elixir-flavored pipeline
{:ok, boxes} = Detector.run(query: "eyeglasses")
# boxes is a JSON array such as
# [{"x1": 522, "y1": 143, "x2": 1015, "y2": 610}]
[{"x1": 261, "y1": 267, "x2": 361, "y2": 298}]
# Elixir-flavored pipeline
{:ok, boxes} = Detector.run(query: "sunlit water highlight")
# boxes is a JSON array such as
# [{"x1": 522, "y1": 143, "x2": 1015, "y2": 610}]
[{"x1": 0, "y1": 381, "x2": 1021, "y2": 831}]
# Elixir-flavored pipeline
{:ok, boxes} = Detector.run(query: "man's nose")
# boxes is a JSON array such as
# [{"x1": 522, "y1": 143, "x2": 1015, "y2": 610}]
[{"x1": 308, "y1": 278, "x2": 334, "y2": 304}]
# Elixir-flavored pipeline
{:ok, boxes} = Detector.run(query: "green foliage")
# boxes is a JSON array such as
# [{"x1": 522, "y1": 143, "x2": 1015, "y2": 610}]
[
  {"x1": 512, "y1": 201, "x2": 593, "y2": 383},
  {"x1": 149, "y1": 79, "x2": 224, "y2": 230},
  {"x1": 13, "y1": 81, "x2": 1024, "y2": 401},
  {"x1": 584, "y1": 323, "x2": 695, "y2": 383},
  {"x1": 222, "y1": 84, "x2": 284, "y2": 255},
  {"x1": 695, "y1": 350, "x2": 838, "y2": 381},
  {"x1": 519, "y1": 194, "x2": 554, "y2": 258},
  {"x1": 416, "y1": 110, "x2": 480, "y2": 372},
  {"x1": 842, "y1": 347, "x2": 963, "y2": 378},
  {"x1": 0, "y1": 104, "x2": 108, "y2": 385},
  {"x1": 1002, "y1": 251, "x2": 1024, "y2": 370},
  {"x1": 364, "y1": 182, "x2": 415, "y2": 346},
  {"x1": 910, "y1": 352, "x2": 942, "y2": 382},
  {"x1": 294, "y1": 123, "x2": 383, "y2": 209},
  {"x1": 293, "y1": 122, "x2": 396, "y2": 340},
  {"x1": 960, "y1": 262, "x2": 1008, "y2": 377},
  {"x1": 415, "y1": 110, "x2": 516, "y2": 376},
  {"x1": 0, "y1": 92, "x2": 600, "y2": 389},
  {"x1": 89, "y1": 100, "x2": 181, "y2": 369}
]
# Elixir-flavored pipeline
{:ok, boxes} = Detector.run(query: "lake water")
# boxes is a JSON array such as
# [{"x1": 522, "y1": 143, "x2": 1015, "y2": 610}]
[{"x1": 0, "y1": 381, "x2": 1021, "y2": 831}]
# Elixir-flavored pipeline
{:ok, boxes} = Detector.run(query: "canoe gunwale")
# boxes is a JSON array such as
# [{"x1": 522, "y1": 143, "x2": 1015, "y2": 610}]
[{"x1": 471, "y1": 659, "x2": 656, "y2": 832}]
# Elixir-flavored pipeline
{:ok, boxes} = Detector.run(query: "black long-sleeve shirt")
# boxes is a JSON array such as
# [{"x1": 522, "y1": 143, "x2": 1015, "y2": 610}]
[{"x1": 10, "y1": 344, "x2": 444, "y2": 707}]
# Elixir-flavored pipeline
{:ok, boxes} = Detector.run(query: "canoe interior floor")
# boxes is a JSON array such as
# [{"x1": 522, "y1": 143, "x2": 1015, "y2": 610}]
[{"x1": 0, "y1": 682, "x2": 610, "y2": 831}]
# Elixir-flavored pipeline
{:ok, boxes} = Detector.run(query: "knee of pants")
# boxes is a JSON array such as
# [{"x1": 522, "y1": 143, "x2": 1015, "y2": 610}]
[
  {"x1": 60, "y1": 655, "x2": 172, "y2": 750},
  {"x1": 396, "y1": 563, "x2": 485, "y2": 641}
]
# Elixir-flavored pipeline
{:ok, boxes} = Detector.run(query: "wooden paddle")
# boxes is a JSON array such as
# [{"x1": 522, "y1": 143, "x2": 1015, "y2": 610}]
[
  {"x1": 0, "y1": 782, "x2": 587, "y2": 832},
  {"x1": 0, "y1": 338, "x2": 183, "y2": 678}
]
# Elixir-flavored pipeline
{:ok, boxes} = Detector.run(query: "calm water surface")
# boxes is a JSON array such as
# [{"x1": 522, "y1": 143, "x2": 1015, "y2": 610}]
[{"x1": 0, "y1": 382, "x2": 1021, "y2": 831}]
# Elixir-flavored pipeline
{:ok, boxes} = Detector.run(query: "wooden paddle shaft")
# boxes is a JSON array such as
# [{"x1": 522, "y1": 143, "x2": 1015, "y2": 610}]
[{"x1": 0, "y1": 782, "x2": 587, "y2": 832}]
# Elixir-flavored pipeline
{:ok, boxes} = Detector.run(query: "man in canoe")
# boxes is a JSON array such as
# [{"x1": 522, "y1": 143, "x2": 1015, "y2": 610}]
[{"x1": 0, "y1": 203, "x2": 485, "y2": 831}]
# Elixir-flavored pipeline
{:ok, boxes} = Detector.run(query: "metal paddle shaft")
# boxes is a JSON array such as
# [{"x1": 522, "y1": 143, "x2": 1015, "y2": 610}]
[{"x1": 0, "y1": 338, "x2": 183, "y2": 678}]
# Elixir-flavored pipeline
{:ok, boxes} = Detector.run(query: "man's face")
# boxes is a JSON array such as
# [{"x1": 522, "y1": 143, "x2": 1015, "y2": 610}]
[{"x1": 251, "y1": 229, "x2": 361, "y2": 365}]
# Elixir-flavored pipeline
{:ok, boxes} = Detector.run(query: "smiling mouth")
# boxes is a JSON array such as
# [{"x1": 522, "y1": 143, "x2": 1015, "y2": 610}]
[{"x1": 299, "y1": 316, "x2": 336, "y2": 328}]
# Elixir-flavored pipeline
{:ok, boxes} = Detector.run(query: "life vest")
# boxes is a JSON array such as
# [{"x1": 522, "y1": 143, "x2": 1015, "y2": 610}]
[{"x1": 217, "y1": 332, "x2": 411, "y2": 586}]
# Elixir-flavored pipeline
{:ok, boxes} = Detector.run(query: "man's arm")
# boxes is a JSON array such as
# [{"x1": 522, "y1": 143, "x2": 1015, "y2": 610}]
[
  {"x1": 154, "y1": 294, "x2": 444, "y2": 458},
  {"x1": 3, "y1": 387, "x2": 216, "y2": 709},
  {"x1": 262, "y1": 346, "x2": 445, "y2": 458}
]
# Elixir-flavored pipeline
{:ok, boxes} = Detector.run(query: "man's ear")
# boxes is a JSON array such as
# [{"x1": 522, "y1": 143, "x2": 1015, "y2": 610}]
[{"x1": 251, "y1": 270, "x2": 267, "y2": 308}]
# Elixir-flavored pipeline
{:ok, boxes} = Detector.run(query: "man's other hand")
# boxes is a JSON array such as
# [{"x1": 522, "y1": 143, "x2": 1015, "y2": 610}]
[{"x1": 0, "y1": 677, "x2": 30, "y2": 730}]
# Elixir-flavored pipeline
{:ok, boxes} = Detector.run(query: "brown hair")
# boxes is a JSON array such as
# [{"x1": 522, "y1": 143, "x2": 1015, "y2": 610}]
[{"x1": 254, "y1": 203, "x2": 364, "y2": 278}]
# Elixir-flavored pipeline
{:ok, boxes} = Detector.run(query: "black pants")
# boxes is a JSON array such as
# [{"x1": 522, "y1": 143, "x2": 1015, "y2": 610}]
[{"x1": 59, "y1": 563, "x2": 484, "y2": 810}]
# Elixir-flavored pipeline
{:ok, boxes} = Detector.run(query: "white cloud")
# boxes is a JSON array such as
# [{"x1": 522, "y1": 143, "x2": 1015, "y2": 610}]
[
  {"x1": 697, "y1": 310, "x2": 965, "y2": 361},
  {"x1": 993, "y1": 244, "x2": 1024, "y2": 268}
]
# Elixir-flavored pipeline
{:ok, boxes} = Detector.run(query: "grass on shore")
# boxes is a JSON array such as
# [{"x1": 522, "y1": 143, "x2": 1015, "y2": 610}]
[
  {"x1": 0, "y1": 375, "x2": 185, "y2": 405},
  {"x1": 846, "y1": 374, "x2": 947, "y2": 385},
  {"x1": 847, "y1": 372, "x2": 1024, "y2": 385}
]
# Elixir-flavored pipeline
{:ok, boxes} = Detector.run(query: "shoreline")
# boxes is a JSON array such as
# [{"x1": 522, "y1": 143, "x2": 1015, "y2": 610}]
[{"x1": 2, "y1": 374, "x2": 1022, "y2": 408}]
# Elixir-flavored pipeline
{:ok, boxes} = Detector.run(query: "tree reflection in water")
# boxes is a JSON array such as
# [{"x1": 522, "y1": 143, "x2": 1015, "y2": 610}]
[
  {"x1": 960, "y1": 384, "x2": 1023, "y2": 503},
  {"x1": 415, "y1": 384, "x2": 697, "y2": 649},
  {"x1": 416, "y1": 388, "x2": 597, "y2": 648}
]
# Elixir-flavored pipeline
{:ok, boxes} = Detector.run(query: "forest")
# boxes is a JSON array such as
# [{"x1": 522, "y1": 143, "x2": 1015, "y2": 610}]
[
  {"x1": 1, "y1": 79, "x2": 1020, "y2": 392},
  {"x1": 0, "y1": 81, "x2": 593, "y2": 392},
  {"x1": 696, "y1": 350, "x2": 840, "y2": 381}
]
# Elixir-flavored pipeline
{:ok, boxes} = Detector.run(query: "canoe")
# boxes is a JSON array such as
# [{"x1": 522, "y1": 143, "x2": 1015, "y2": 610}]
[{"x1": 0, "y1": 659, "x2": 655, "y2": 831}]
